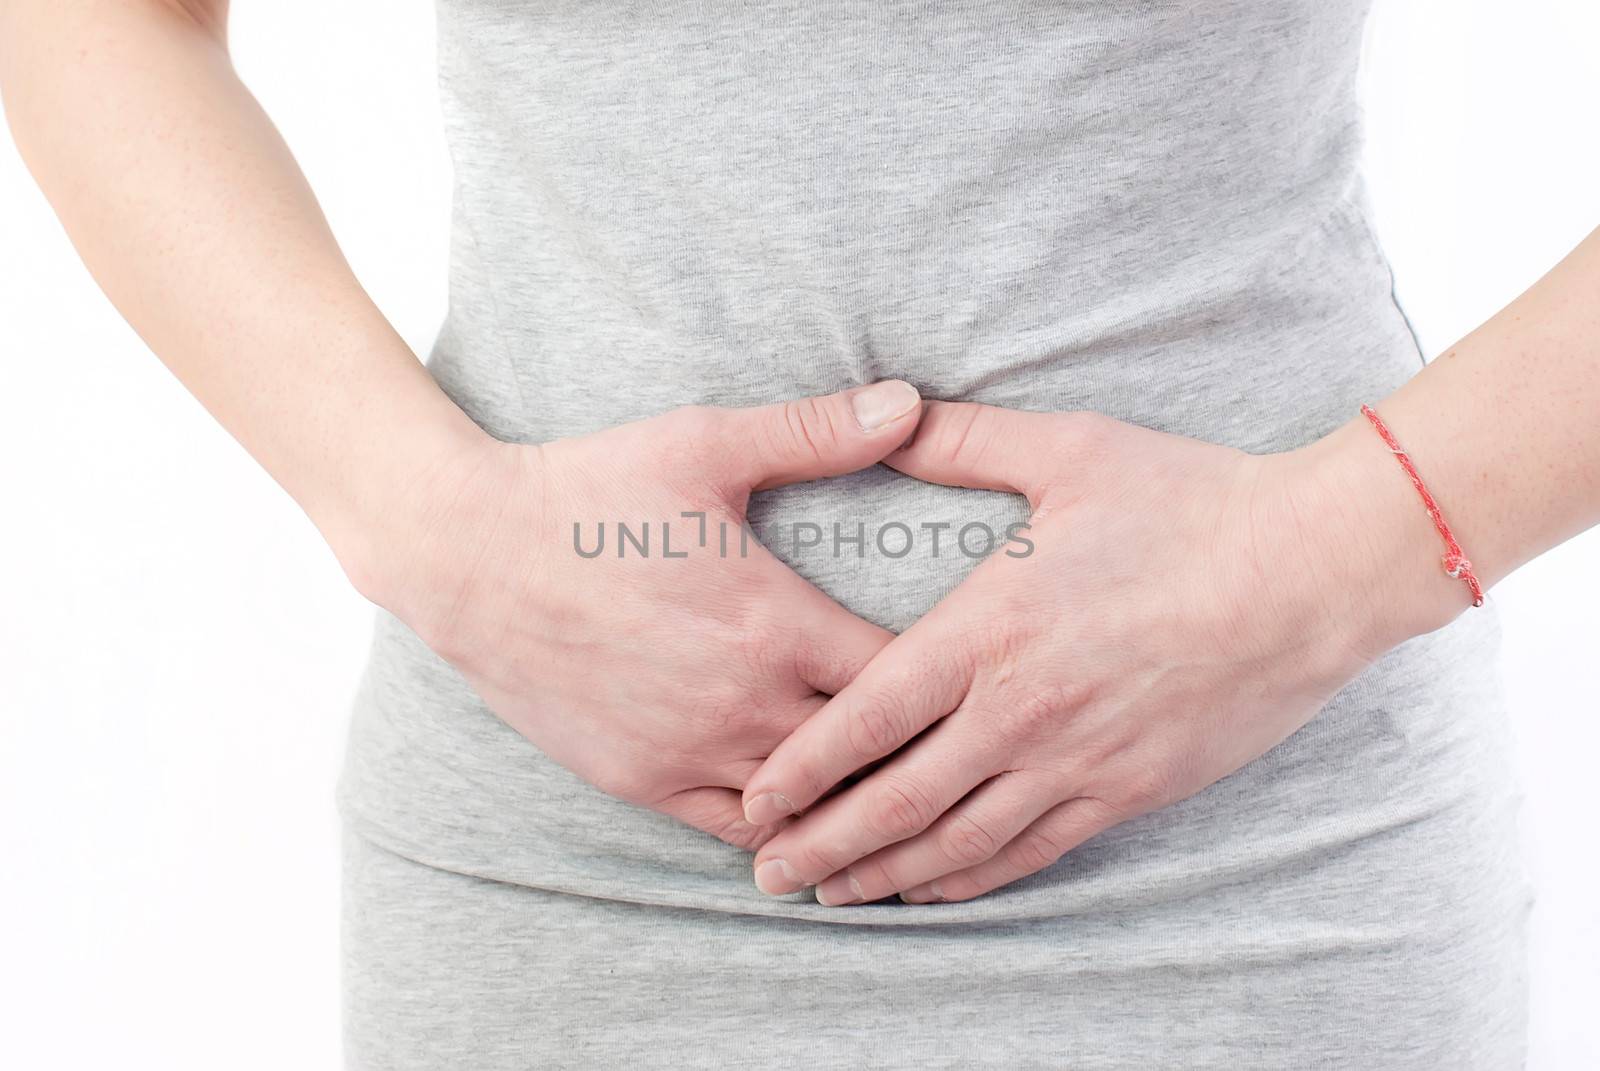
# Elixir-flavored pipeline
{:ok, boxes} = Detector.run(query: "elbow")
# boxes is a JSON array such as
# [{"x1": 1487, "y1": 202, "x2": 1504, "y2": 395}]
[
  {"x1": 156, "y1": 1, "x2": 231, "y2": 44},
  {"x1": 0, "y1": 0, "x2": 231, "y2": 155}
]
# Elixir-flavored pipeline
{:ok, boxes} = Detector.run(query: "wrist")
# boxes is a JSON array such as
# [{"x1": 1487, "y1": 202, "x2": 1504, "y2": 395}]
[
  {"x1": 309, "y1": 391, "x2": 502, "y2": 607},
  {"x1": 1275, "y1": 415, "x2": 1469, "y2": 663}
]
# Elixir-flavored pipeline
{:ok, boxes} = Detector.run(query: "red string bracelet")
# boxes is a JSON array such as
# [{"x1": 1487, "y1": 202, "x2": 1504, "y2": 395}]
[{"x1": 1359, "y1": 404, "x2": 1485, "y2": 608}]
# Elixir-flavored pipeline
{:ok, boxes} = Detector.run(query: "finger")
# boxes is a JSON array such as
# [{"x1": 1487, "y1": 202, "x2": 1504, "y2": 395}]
[
  {"x1": 812, "y1": 770, "x2": 1058, "y2": 905},
  {"x1": 740, "y1": 620, "x2": 971, "y2": 829},
  {"x1": 898, "y1": 795, "x2": 1122, "y2": 904},
  {"x1": 656, "y1": 786, "x2": 790, "y2": 852},
  {"x1": 712, "y1": 380, "x2": 923, "y2": 492},
  {"x1": 780, "y1": 571, "x2": 895, "y2": 695},
  {"x1": 748, "y1": 716, "x2": 998, "y2": 898},
  {"x1": 882, "y1": 400, "x2": 1073, "y2": 503},
  {"x1": 705, "y1": 689, "x2": 830, "y2": 791}
]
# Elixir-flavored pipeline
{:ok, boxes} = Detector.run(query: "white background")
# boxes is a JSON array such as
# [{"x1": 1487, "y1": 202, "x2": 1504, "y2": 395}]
[{"x1": 1, "y1": 2, "x2": 1595, "y2": 1068}]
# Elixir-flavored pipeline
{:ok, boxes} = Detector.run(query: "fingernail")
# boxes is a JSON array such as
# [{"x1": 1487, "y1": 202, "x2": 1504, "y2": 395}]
[
  {"x1": 753, "y1": 858, "x2": 806, "y2": 895},
  {"x1": 815, "y1": 870, "x2": 864, "y2": 907},
  {"x1": 850, "y1": 380, "x2": 919, "y2": 432},
  {"x1": 899, "y1": 881, "x2": 944, "y2": 905},
  {"x1": 744, "y1": 792, "x2": 798, "y2": 827}
]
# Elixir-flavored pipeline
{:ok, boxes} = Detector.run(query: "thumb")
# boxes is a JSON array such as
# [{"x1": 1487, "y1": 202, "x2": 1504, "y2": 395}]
[
  {"x1": 881, "y1": 400, "x2": 1064, "y2": 503},
  {"x1": 656, "y1": 786, "x2": 790, "y2": 852},
  {"x1": 716, "y1": 380, "x2": 923, "y2": 492}
]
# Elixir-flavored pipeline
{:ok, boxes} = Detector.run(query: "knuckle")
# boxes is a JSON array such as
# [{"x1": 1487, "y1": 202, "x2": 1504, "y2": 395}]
[
  {"x1": 1006, "y1": 828, "x2": 1069, "y2": 875},
  {"x1": 992, "y1": 683, "x2": 1082, "y2": 757},
  {"x1": 691, "y1": 689, "x2": 748, "y2": 740},
  {"x1": 938, "y1": 404, "x2": 992, "y2": 467},
  {"x1": 778, "y1": 397, "x2": 836, "y2": 465},
  {"x1": 1118, "y1": 759, "x2": 1179, "y2": 814},
  {"x1": 663, "y1": 790, "x2": 768, "y2": 851},
  {"x1": 1009, "y1": 686, "x2": 1068, "y2": 732},
  {"x1": 709, "y1": 815, "x2": 765, "y2": 851},
  {"x1": 789, "y1": 841, "x2": 841, "y2": 882},
  {"x1": 591, "y1": 762, "x2": 653, "y2": 805},
  {"x1": 864, "y1": 777, "x2": 941, "y2": 841},
  {"x1": 789, "y1": 759, "x2": 838, "y2": 810},
  {"x1": 843, "y1": 692, "x2": 912, "y2": 760},
  {"x1": 939, "y1": 811, "x2": 1004, "y2": 866}
]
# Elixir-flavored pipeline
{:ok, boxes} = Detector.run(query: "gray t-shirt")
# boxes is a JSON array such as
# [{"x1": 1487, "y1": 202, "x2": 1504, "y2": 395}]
[{"x1": 337, "y1": 2, "x2": 1531, "y2": 1062}]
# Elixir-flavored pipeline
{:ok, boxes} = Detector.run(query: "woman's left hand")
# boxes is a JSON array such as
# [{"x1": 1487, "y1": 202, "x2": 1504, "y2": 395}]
[{"x1": 740, "y1": 401, "x2": 1449, "y2": 905}]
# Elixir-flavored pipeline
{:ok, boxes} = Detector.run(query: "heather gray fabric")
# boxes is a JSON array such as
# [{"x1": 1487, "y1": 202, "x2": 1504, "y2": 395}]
[{"x1": 337, "y1": 1, "x2": 1534, "y2": 1066}]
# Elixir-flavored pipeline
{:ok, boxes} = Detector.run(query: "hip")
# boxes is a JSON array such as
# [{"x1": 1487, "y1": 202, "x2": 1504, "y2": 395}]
[
  {"x1": 342, "y1": 804, "x2": 1531, "y2": 1070},
  {"x1": 336, "y1": 601, "x2": 1532, "y2": 927}
]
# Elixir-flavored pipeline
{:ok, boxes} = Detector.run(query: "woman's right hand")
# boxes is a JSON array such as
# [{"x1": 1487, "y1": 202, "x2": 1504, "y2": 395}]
[{"x1": 346, "y1": 381, "x2": 923, "y2": 849}]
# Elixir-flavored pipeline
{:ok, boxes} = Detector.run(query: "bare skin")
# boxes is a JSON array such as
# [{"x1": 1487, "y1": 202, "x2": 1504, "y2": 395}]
[
  {"x1": 743, "y1": 230, "x2": 1600, "y2": 904},
  {"x1": 0, "y1": 0, "x2": 926, "y2": 847},
  {"x1": 5, "y1": 3, "x2": 1596, "y2": 905}
]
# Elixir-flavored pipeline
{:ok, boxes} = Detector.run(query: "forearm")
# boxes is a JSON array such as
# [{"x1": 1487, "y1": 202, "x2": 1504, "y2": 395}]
[
  {"x1": 1298, "y1": 225, "x2": 1600, "y2": 650},
  {"x1": 0, "y1": 0, "x2": 486, "y2": 583}
]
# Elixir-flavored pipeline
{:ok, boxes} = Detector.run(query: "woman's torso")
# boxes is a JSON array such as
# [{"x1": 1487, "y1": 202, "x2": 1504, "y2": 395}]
[{"x1": 338, "y1": 0, "x2": 1531, "y2": 949}]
